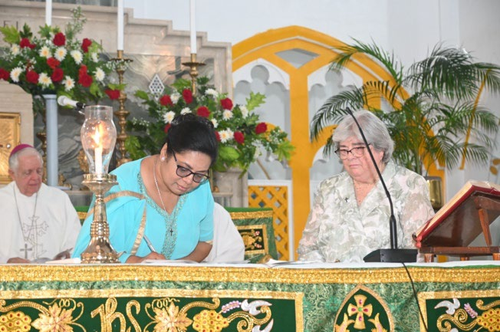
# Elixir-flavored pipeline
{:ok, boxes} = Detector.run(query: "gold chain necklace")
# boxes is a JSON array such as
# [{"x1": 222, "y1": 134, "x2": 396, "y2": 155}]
[
  {"x1": 153, "y1": 156, "x2": 173, "y2": 236},
  {"x1": 13, "y1": 185, "x2": 38, "y2": 259}
]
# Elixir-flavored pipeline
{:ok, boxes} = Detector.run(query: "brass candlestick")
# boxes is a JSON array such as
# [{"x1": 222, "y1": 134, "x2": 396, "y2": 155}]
[
  {"x1": 111, "y1": 50, "x2": 133, "y2": 167},
  {"x1": 182, "y1": 53, "x2": 205, "y2": 95},
  {"x1": 80, "y1": 173, "x2": 120, "y2": 263}
]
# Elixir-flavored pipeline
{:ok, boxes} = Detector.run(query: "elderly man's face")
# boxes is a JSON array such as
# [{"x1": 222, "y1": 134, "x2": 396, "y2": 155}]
[{"x1": 9, "y1": 154, "x2": 43, "y2": 197}]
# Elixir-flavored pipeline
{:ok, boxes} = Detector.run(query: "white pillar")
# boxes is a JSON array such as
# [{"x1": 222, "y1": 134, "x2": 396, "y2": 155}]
[{"x1": 44, "y1": 94, "x2": 58, "y2": 187}]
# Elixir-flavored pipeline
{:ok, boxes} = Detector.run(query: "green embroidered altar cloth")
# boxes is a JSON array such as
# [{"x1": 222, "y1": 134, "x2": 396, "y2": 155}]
[{"x1": 0, "y1": 262, "x2": 498, "y2": 331}]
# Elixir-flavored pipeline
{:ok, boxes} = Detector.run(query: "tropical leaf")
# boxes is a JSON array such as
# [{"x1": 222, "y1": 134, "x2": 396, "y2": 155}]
[{"x1": 314, "y1": 40, "x2": 500, "y2": 174}]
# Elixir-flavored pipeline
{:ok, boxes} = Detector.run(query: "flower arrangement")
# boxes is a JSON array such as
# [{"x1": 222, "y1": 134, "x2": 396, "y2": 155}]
[
  {"x1": 0, "y1": 8, "x2": 120, "y2": 107},
  {"x1": 126, "y1": 77, "x2": 294, "y2": 172}
]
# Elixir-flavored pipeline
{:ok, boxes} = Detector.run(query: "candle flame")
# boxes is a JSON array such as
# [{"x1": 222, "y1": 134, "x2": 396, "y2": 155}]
[{"x1": 91, "y1": 126, "x2": 102, "y2": 148}]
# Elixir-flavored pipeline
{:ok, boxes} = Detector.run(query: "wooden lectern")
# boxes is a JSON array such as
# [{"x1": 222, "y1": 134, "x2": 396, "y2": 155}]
[{"x1": 414, "y1": 181, "x2": 500, "y2": 262}]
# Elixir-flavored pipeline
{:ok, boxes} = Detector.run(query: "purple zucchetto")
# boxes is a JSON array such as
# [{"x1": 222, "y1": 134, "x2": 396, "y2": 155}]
[{"x1": 9, "y1": 144, "x2": 34, "y2": 159}]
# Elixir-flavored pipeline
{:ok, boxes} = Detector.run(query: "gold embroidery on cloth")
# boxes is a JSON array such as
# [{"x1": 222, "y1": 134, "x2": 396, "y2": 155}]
[
  {"x1": 334, "y1": 285, "x2": 393, "y2": 332},
  {"x1": 229, "y1": 211, "x2": 273, "y2": 220},
  {"x1": 237, "y1": 225, "x2": 268, "y2": 255},
  {"x1": 0, "y1": 299, "x2": 85, "y2": 332},
  {"x1": 91, "y1": 297, "x2": 126, "y2": 332},
  {"x1": 418, "y1": 289, "x2": 500, "y2": 332},
  {"x1": 0, "y1": 311, "x2": 31, "y2": 330},
  {"x1": 1, "y1": 265, "x2": 498, "y2": 284},
  {"x1": 0, "y1": 289, "x2": 304, "y2": 332}
]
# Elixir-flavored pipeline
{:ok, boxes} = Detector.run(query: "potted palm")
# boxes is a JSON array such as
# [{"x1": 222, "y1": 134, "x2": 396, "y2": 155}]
[{"x1": 311, "y1": 40, "x2": 500, "y2": 207}]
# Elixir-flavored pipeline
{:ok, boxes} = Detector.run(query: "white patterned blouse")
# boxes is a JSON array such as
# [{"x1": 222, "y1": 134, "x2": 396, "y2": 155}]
[{"x1": 297, "y1": 161, "x2": 435, "y2": 263}]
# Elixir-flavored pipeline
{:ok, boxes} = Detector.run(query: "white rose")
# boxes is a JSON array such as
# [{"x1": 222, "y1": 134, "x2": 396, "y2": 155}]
[
  {"x1": 38, "y1": 73, "x2": 52, "y2": 87},
  {"x1": 223, "y1": 110, "x2": 233, "y2": 120},
  {"x1": 95, "y1": 68, "x2": 105, "y2": 82},
  {"x1": 70, "y1": 50, "x2": 83, "y2": 64},
  {"x1": 54, "y1": 47, "x2": 67, "y2": 61},
  {"x1": 10, "y1": 67, "x2": 23, "y2": 82},
  {"x1": 163, "y1": 111, "x2": 176, "y2": 124}
]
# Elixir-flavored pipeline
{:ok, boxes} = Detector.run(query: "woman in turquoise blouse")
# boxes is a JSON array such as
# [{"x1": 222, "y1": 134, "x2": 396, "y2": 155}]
[{"x1": 73, "y1": 114, "x2": 218, "y2": 263}]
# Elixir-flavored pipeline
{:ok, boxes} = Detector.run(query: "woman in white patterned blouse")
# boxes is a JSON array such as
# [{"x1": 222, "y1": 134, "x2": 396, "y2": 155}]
[{"x1": 298, "y1": 110, "x2": 435, "y2": 263}]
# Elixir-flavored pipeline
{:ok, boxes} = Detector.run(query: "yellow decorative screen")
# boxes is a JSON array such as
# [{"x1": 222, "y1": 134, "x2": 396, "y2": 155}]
[
  {"x1": 0, "y1": 112, "x2": 20, "y2": 184},
  {"x1": 248, "y1": 185, "x2": 290, "y2": 260}
]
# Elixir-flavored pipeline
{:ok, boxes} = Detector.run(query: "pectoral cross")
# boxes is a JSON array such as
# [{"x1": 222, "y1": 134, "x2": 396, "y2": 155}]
[{"x1": 20, "y1": 243, "x2": 33, "y2": 260}]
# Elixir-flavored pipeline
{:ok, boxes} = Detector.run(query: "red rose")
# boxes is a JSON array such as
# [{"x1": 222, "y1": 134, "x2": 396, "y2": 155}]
[
  {"x1": 255, "y1": 122, "x2": 267, "y2": 134},
  {"x1": 182, "y1": 89, "x2": 193, "y2": 104},
  {"x1": 78, "y1": 73, "x2": 93, "y2": 87},
  {"x1": 0, "y1": 68, "x2": 10, "y2": 80},
  {"x1": 164, "y1": 124, "x2": 171, "y2": 133},
  {"x1": 159, "y1": 95, "x2": 173, "y2": 106},
  {"x1": 105, "y1": 89, "x2": 121, "y2": 100},
  {"x1": 52, "y1": 32, "x2": 66, "y2": 47},
  {"x1": 81, "y1": 38, "x2": 92, "y2": 53},
  {"x1": 215, "y1": 131, "x2": 221, "y2": 142},
  {"x1": 234, "y1": 131, "x2": 245, "y2": 144},
  {"x1": 26, "y1": 70, "x2": 39, "y2": 84},
  {"x1": 47, "y1": 57, "x2": 60, "y2": 69},
  {"x1": 79, "y1": 65, "x2": 88, "y2": 75},
  {"x1": 19, "y1": 38, "x2": 31, "y2": 49},
  {"x1": 220, "y1": 98, "x2": 233, "y2": 110},
  {"x1": 51, "y1": 67, "x2": 64, "y2": 82},
  {"x1": 197, "y1": 106, "x2": 210, "y2": 117}
]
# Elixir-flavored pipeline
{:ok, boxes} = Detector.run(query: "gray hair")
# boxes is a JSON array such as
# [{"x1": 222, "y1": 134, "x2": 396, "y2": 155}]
[
  {"x1": 332, "y1": 110, "x2": 394, "y2": 164},
  {"x1": 9, "y1": 147, "x2": 44, "y2": 171}
]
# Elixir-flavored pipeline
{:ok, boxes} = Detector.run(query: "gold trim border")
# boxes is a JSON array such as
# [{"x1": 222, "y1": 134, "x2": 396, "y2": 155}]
[
  {"x1": 229, "y1": 210, "x2": 273, "y2": 220},
  {"x1": 0, "y1": 288, "x2": 304, "y2": 332},
  {"x1": 417, "y1": 289, "x2": 500, "y2": 332},
  {"x1": 0, "y1": 265, "x2": 499, "y2": 284}
]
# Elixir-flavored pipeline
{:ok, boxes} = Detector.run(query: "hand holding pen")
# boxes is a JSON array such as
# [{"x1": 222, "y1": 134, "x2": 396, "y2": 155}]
[{"x1": 143, "y1": 235, "x2": 158, "y2": 253}]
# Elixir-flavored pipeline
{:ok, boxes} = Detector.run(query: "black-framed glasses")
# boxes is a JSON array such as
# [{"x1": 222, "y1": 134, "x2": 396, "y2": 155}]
[
  {"x1": 171, "y1": 151, "x2": 209, "y2": 183},
  {"x1": 334, "y1": 146, "x2": 367, "y2": 159}
]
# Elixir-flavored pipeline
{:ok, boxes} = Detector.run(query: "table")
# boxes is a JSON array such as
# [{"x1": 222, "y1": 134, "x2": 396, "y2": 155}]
[{"x1": 0, "y1": 261, "x2": 498, "y2": 331}]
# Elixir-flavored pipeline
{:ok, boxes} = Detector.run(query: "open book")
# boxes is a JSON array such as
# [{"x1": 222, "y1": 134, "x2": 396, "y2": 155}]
[{"x1": 414, "y1": 180, "x2": 500, "y2": 248}]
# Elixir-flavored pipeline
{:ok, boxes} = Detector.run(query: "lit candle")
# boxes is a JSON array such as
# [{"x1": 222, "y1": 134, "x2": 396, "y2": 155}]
[
  {"x1": 93, "y1": 128, "x2": 103, "y2": 175},
  {"x1": 117, "y1": 0, "x2": 124, "y2": 51},
  {"x1": 190, "y1": 0, "x2": 196, "y2": 54},
  {"x1": 45, "y1": 0, "x2": 52, "y2": 26}
]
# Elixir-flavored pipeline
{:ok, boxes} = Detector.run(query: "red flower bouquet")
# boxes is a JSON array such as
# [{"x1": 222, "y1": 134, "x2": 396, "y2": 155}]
[
  {"x1": 128, "y1": 77, "x2": 294, "y2": 172},
  {"x1": 0, "y1": 8, "x2": 115, "y2": 106}
]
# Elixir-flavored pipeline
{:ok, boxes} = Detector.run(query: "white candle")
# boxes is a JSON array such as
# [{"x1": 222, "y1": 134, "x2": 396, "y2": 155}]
[
  {"x1": 45, "y1": 0, "x2": 52, "y2": 26},
  {"x1": 117, "y1": 0, "x2": 124, "y2": 51},
  {"x1": 190, "y1": 0, "x2": 196, "y2": 54},
  {"x1": 93, "y1": 127, "x2": 103, "y2": 175},
  {"x1": 95, "y1": 146, "x2": 103, "y2": 175}
]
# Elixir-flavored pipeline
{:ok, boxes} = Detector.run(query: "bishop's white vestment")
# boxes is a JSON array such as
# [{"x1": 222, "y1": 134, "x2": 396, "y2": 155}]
[{"x1": 0, "y1": 182, "x2": 81, "y2": 263}]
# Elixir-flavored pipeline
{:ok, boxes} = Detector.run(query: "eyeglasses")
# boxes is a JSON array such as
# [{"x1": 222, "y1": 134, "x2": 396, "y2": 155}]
[
  {"x1": 171, "y1": 151, "x2": 209, "y2": 183},
  {"x1": 335, "y1": 146, "x2": 367, "y2": 159}
]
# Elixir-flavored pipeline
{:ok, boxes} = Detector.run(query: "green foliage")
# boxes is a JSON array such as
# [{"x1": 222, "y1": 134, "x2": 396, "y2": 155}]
[
  {"x1": 0, "y1": 25, "x2": 21, "y2": 44},
  {"x1": 246, "y1": 92, "x2": 266, "y2": 111},
  {"x1": 128, "y1": 78, "x2": 294, "y2": 173},
  {"x1": 312, "y1": 41, "x2": 500, "y2": 175}
]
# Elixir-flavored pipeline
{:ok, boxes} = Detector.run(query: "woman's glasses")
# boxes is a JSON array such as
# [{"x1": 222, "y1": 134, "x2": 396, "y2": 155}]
[
  {"x1": 171, "y1": 151, "x2": 209, "y2": 183},
  {"x1": 334, "y1": 146, "x2": 367, "y2": 159}
]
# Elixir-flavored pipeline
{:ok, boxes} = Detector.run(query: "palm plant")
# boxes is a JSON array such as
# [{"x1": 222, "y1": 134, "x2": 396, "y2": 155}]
[{"x1": 311, "y1": 40, "x2": 500, "y2": 175}]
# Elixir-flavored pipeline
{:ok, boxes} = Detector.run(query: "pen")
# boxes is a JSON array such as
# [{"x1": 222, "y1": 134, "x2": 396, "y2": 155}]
[{"x1": 143, "y1": 235, "x2": 158, "y2": 253}]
